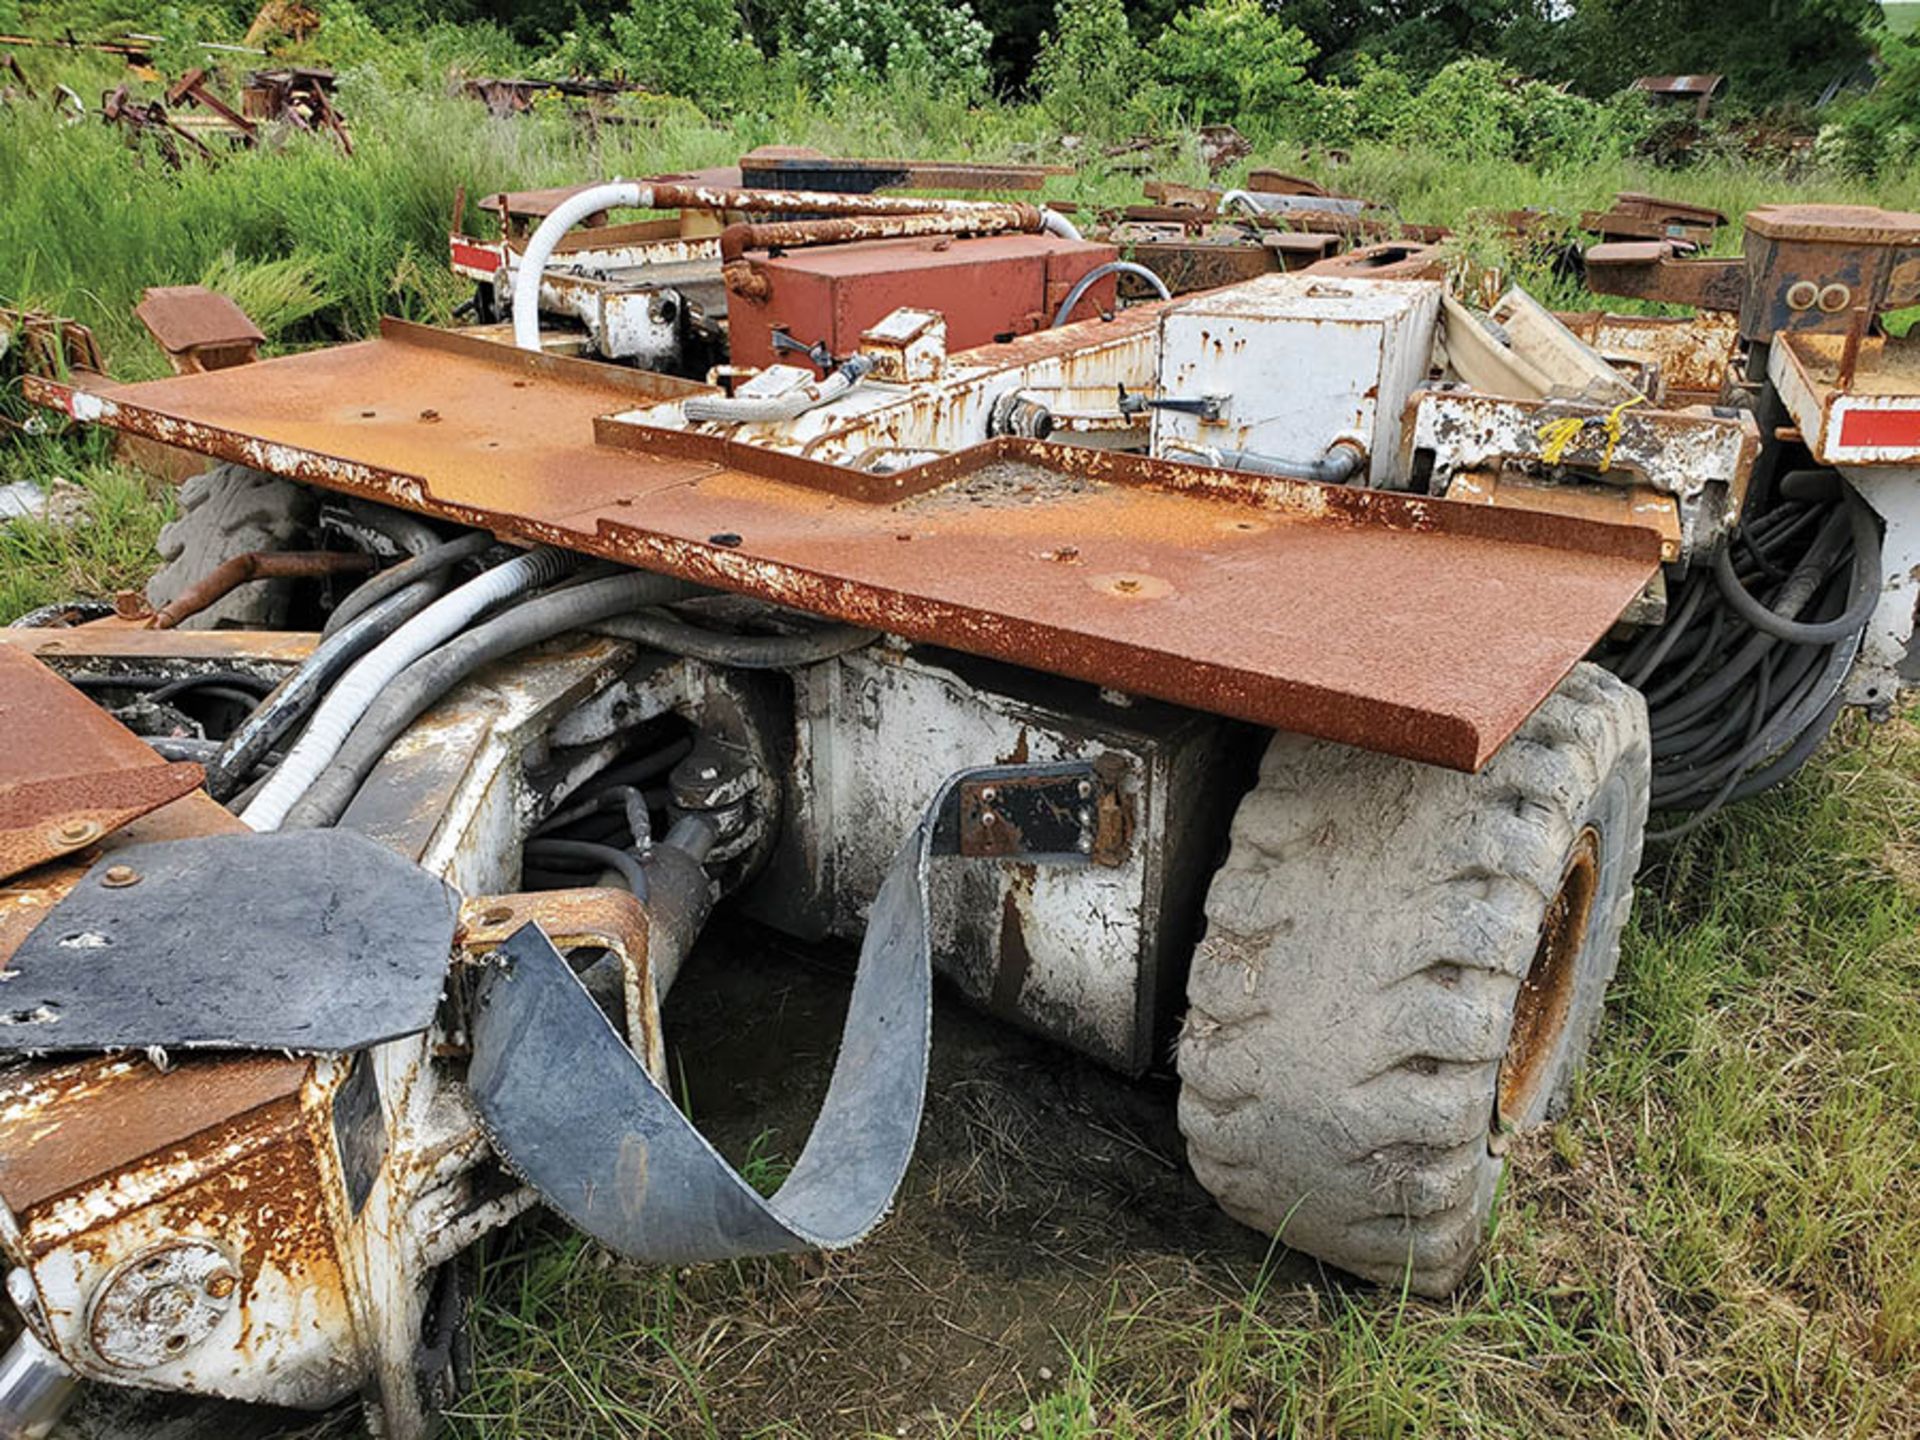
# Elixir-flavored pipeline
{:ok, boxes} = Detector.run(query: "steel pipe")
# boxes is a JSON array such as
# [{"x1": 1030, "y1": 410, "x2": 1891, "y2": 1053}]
[
  {"x1": 0, "y1": 1330, "x2": 77, "y2": 1440},
  {"x1": 1049, "y1": 260, "x2": 1171, "y2": 329},
  {"x1": 148, "y1": 550, "x2": 375, "y2": 629}
]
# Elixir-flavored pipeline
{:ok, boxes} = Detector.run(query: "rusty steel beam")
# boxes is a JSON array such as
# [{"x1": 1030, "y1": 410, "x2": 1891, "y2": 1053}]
[
  {"x1": 1584, "y1": 241, "x2": 1747, "y2": 311},
  {"x1": 717, "y1": 206, "x2": 1046, "y2": 263},
  {"x1": 30, "y1": 319, "x2": 1662, "y2": 772}
]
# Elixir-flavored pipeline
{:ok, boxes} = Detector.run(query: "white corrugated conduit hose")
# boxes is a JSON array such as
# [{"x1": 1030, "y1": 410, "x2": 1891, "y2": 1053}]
[
  {"x1": 241, "y1": 547, "x2": 577, "y2": 830},
  {"x1": 512, "y1": 182, "x2": 654, "y2": 351},
  {"x1": 681, "y1": 354, "x2": 876, "y2": 426}
]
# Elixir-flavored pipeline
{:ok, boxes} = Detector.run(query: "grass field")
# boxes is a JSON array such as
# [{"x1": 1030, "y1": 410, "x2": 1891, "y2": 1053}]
[{"x1": 4, "y1": 54, "x2": 1920, "y2": 1440}]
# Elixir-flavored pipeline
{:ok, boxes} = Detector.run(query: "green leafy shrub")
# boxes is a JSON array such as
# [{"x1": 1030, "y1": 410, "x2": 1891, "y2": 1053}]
[
  {"x1": 1147, "y1": 0, "x2": 1314, "y2": 128},
  {"x1": 786, "y1": 0, "x2": 992, "y2": 95},
  {"x1": 1290, "y1": 55, "x2": 1647, "y2": 169},
  {"x1": 1821, "y1": 33, "x2": 1920, "y2": 176},
  {"x1": 1033, "y1": 0, "x2": 1151, "y2": 132},
  {"x1": 605, "y1": 0, "x2": 765, "y2": 108}
]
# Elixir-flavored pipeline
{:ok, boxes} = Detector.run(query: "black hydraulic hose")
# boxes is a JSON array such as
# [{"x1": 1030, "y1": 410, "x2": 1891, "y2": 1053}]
[
  {"x1": 535, "y1": 782, "x2": 657, "y2": 842},
  {"x1": 1652, "y1": 516, "x2": 1851, "y2": 733},
  {"x1": 320, "y1": 531, "x2": 496, "y2": 640},
  {"x1": 281, "y1": 569, "x2": 701, "y2": 829},
  {"x1": 208, "y1": 579, "x2": 446, "y2": 799},
  {"x1": 563, "y1": 739, "x2": 695, "y2": 798},
  {"x1": 1622, "y1": 577, "x2": 1708, "y2": 688},
  {"x1": 521, "y1": 838, "x2": 649, "y2": 900},
  {"x1": 70, "y1": 670, "x2": 276, "y2": 699},
  {"x1": 1647, "y1": 656, "x2": 1773, "y2": 842},
  {"x1": 1602, "y1": 478, "x2": 1878, "y2": 838},
  {"x1": 344, "y1": 499, "x2": 442, "y2": 557},
  {"x1": 146, "y1": 734, "x2": 288, "y2": 767},
  {"x1": 592, "y1": 612, "x2": 880, "y2": 667},
  {"x1": 1711, "y1": 490, "x2": 1881, "y2": 646},
  {"x1": 1641, "y1": 605, "x2": 1725, "y2": 708}
]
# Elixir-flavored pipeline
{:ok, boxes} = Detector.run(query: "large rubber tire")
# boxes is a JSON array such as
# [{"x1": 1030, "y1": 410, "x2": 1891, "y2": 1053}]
[
  {"x1": 146, "y1": 463, "x2": 318, "y2": 629},
  {"x1": 1177, "y1": 662, "x2": 1650, "y2": 1296}
]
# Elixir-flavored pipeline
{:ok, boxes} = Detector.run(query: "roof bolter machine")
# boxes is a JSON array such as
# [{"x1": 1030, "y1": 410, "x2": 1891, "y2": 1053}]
[{"x1": 0, "y1": 182, "x2": 1914, "y2": 1436}]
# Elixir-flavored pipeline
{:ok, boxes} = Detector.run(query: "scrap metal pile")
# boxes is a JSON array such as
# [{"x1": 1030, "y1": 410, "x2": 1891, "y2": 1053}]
[{"x1": 0, "y1": 147, "x2": 1915, "y2": 1440}]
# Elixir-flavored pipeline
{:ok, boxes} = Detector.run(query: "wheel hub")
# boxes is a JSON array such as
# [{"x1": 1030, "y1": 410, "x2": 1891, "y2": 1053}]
[{"x1": 1497, "y1": 825, "x2": 1600, "y2": 1126}]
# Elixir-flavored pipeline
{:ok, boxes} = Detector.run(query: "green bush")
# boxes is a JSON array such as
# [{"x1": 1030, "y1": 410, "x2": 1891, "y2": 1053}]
[
  {"x1": 1148, "y1": 0, "x2": 1314, "y2": 128},
  {"x1": 1033, "y1": 0, "x2": 1144, "y2": 130},
  {"x1": 785, "y1": 0, "x2": 992, "y2": 95},
  {"x1": 1289, "y1": 55, "x2": 1647, "y2": 169},
  {"x1": 1821, "y1": 33, "x2": 1920, "y2": 176},
  {"x1": 605, "y1": 0, "x2": 766, "y2": 108}
]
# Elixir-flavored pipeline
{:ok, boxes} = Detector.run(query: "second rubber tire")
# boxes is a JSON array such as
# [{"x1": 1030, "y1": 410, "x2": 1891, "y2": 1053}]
[{"x1": 1176, "y1": 663, "x2": 1650, "y2": 1296}]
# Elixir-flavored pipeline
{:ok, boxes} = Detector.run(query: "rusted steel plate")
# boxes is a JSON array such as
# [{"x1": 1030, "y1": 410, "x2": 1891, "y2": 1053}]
[
  {"x1": 31, "y1": 322, "x2": 1662, "y2": 771},
  {"x1": 459, "y1": 887, "x2": 662, "y2": 1077},
  {"x1": 0, "y1": 625, "x2": 320, "y2": 664},
  {"x1": 0, "y1": 1052, "x2": 310, "y2": 1216},
  {"x1": 134, "y1": 285, "x2": 265, "y2": 355},
  {"x1": 0, "y1": 647, "x2": 204, "y2": 883},
  {"x1": 1584, "y1": 242, "x2": 1747, "y2": 311}
]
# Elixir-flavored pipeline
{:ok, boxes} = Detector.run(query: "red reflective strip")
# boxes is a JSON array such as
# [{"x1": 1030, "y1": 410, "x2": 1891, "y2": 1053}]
[
  {"x1": 449, "y1": 239, "x2": 503, "y2": 275},
  {"x1": 1837, "y1": 406, "x2": 1920, "y2": 450}
]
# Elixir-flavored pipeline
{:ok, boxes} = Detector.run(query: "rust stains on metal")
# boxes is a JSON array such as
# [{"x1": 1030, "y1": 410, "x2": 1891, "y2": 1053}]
[
  {"x1": 458, "y1": 888, "x2": 661, "y2": 1076},
  {"x1": 1558, "y1": 309, "x2": 1740, "y2": 408},
  {"x1": 718, "y1": 207, "x2": 1046, "y2": 263},
  {"x1": 134, "y1": 286, "x2": 265, "y2": 376},
  {"x1": 0, "y1": 647, "x2": 206, "y2": 882},
  {"x1": 1584, "y1": 241, "x2": 1747, "y2": 312},
  {"x1": 1, "y1": 626, "x2": 320, "y2": 666},
  {"x1": 32, "y1": 322, "x2": 1661, "y2": 772},
  {"x1": 147, "y1": 550, "x2": 372, "y2": 629},
  {"x1": 1302, "y1": 241, "x2": 1447, "y2": 282},
  {"x1": 0, "y1": 1054, "x2": 310, "y2": 1221},
  {"x1": 1498, "y1": 826, "x2": 1599, "y2": 1123}
]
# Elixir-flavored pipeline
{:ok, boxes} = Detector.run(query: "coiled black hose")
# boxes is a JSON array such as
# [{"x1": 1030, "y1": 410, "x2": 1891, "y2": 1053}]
[{"x1": 1600, "y1": 477, "x2": 1880, "y2": 842}]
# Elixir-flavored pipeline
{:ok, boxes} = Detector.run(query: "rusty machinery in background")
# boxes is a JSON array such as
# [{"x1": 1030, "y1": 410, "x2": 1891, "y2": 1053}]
[{"x1": 0, "y1": 174, "x2": 1915, "y2": 1440}]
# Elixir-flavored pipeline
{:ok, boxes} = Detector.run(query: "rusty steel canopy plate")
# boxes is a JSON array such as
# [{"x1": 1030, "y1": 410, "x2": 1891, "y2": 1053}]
[
  {"x1": 0, "y1": 645, "x2": 205, "y2": 883},
  {"x1": 1, "y1": 829, "x2": 459, "y2": 1053},
  {"x1": 29, "y1": 320, "x2": 1664, "y2": 772}
]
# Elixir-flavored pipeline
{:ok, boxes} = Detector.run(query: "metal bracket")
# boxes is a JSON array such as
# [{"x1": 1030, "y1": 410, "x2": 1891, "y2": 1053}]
[
  {"x1": 466, "y1": 761, "x2": 1093, "y2": 1264},
  {"x1": 1145, "y1": 393, "x2": 1226, "y2": 422}
]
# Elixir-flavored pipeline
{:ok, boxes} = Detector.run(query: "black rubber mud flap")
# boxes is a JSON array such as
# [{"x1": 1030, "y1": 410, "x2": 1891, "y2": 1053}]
[
  {"x1": 2, "y1": 829, "x2": 459, "y2": 1053},
  {"x1": 467, "y1": 762, "x2": 1103, "y2": 1264}
]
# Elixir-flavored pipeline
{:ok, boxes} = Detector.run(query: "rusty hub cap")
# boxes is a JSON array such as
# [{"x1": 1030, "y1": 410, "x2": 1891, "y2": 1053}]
[{"x1": 1496, "y1": 825, "x2": 1600, "y2": 1128}]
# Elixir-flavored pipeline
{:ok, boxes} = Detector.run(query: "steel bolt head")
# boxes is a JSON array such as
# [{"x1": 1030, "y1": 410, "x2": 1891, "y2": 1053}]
[
  {"x1": 1076, "y1": 835, "x2": 1093, "y2": 854},
  {"x1": 980, "y1": 787, "x2": 998, "y2": 803},
  {"x1": 101, "y1": 864, "x2": 141, "y2": 888},
  {"x1": 54, "y1": 819, "x2": 101, "y2": 846}
]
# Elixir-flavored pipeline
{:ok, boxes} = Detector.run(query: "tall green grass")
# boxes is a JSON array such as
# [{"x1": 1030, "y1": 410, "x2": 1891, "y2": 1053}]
[{"x1": 9, "y1": 52, "x2": 1920, "y2": 388}]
